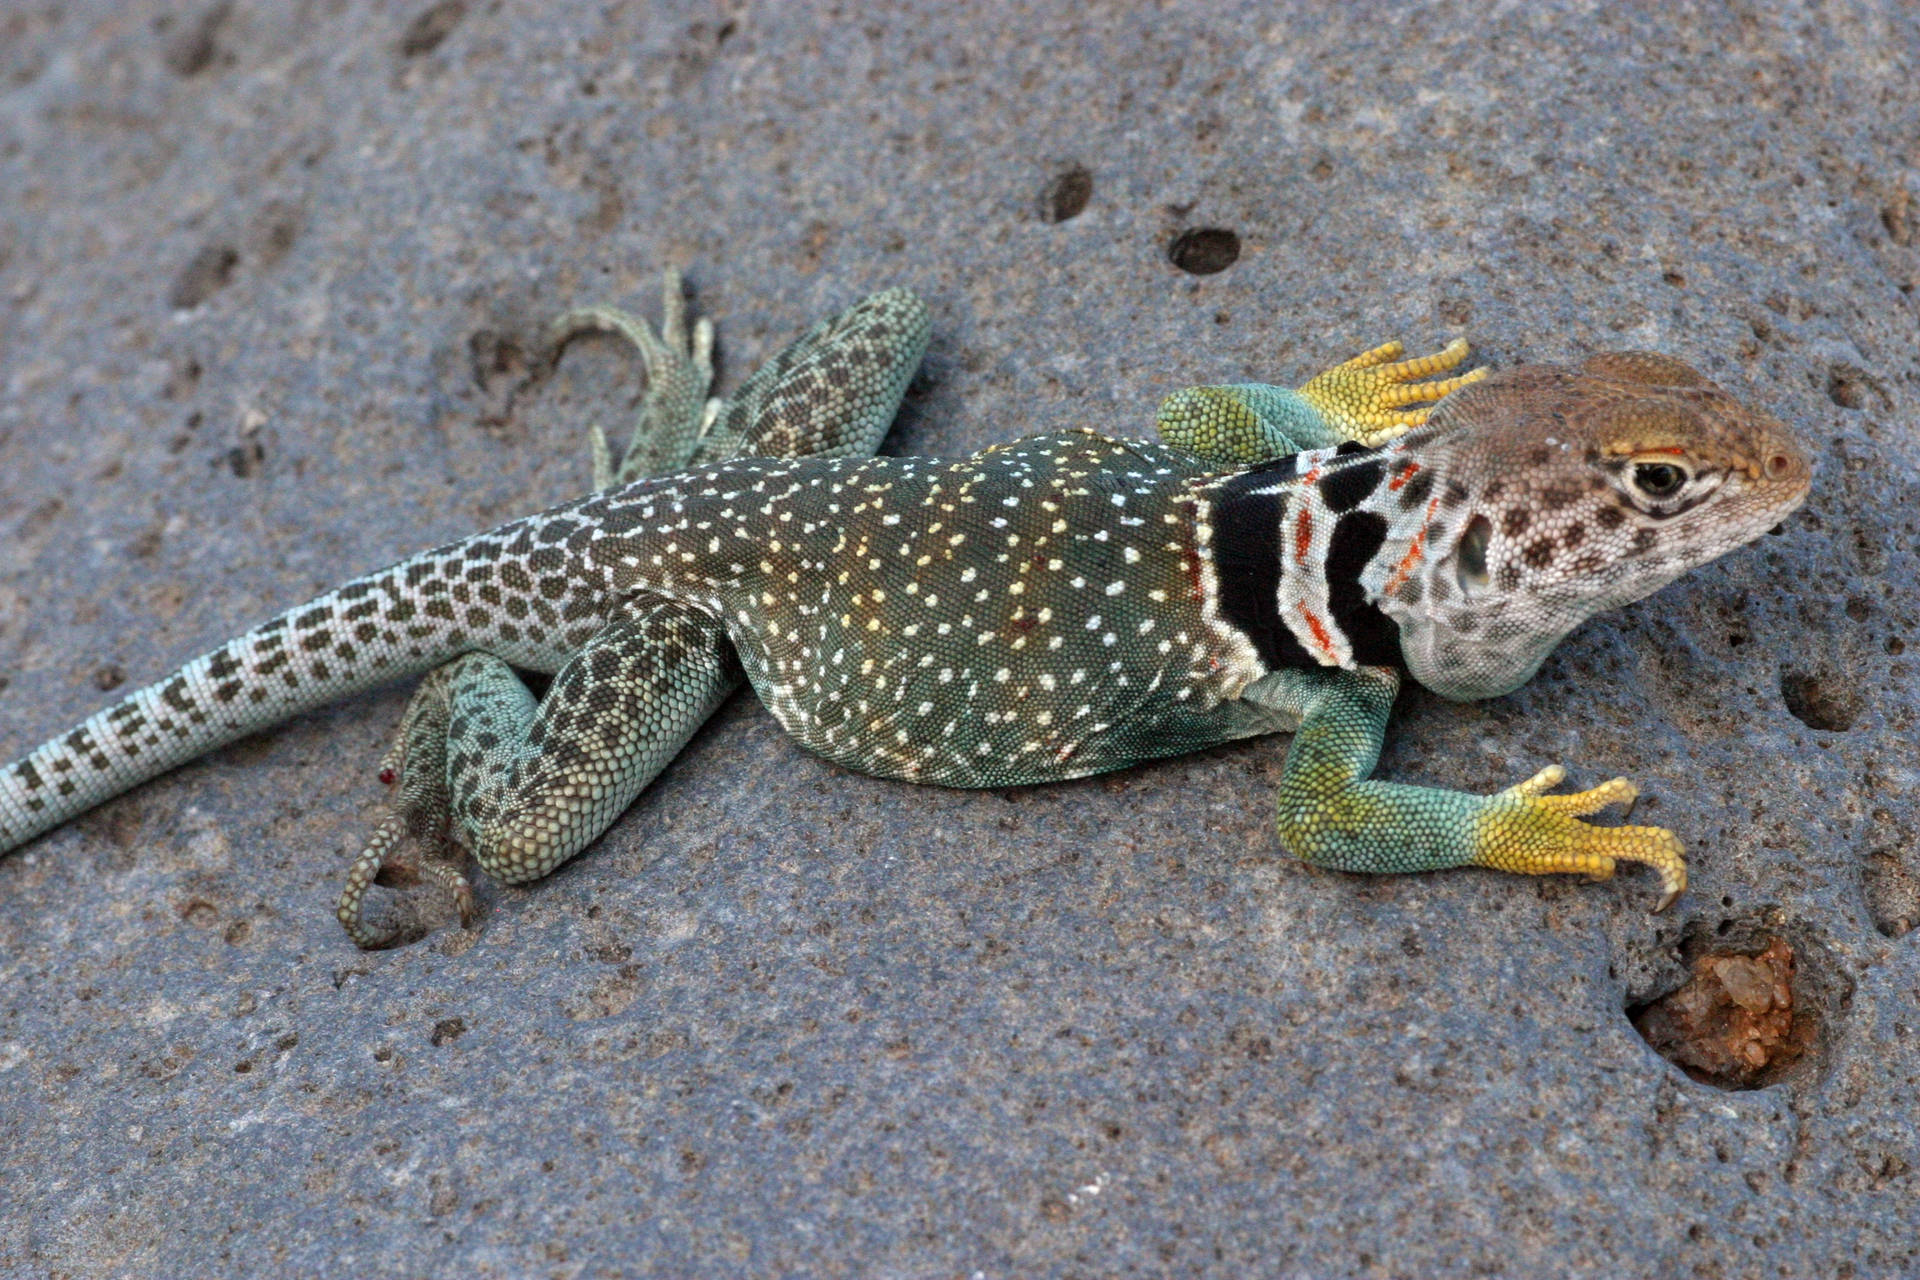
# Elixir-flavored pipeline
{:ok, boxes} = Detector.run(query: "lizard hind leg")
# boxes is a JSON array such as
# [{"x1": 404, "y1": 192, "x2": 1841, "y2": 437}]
[
  {"x1": 337, "y1": 598, "x2": 739, "y2": 948},
  {"x1": 443, "y1": 598, "x2": 741, "y2": 889},
  {"x1": 546, "y1": 274, "x2": 932, "y2": 479},
  {"x1": 689, "y1": 286, "x2": 931, "y2": 465},
  {"x1": 341, "y1": 271, "x2": 718, "y2": 948},
  {"x1": 340, "y1": 282, "x2": 928, "y2": 948}
]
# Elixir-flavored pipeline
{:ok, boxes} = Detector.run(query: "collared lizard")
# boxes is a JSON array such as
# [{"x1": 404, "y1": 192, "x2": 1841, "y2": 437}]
[{"x1": 0, "y1": 275, "x2": 1812, "y2": 947}]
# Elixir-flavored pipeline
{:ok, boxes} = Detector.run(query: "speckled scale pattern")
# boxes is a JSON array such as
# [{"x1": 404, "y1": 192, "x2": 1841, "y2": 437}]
[
  {"x1": 1375, "y1": 354, "x2": 1814, "y2": 702},
  {"x1": 0, "y1": 525, "x2": 611, "y2": 851},
  {"x1": 324, "y1": 342, "x2": 1803, "y2": 932},
  {"x1": 339, "y1": 285, "x2": 935, "y2": 947},
  {"x1": 688, "y1": 288, "x2": 932, "y2": 466},
  {"x1": 585, "y1": 432, "x2": 1290, "y2": 789},
  {"x1": 414, "y1": 598, "x2": 737, "y2": 875}
]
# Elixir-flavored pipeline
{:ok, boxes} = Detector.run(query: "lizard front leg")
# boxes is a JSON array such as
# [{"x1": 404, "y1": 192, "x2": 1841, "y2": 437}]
[
  {"x1": 1242, "y1": 665, "x2": 1687, "y2": 911},
  {"x1": 1156, "y1": 337, "x2": 1486, "y2": 465}
]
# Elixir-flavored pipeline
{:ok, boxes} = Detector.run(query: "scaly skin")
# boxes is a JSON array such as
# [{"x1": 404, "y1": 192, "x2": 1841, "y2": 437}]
[{"x1": 0, "y1": 277, "x2": 1812, "y2": 945}]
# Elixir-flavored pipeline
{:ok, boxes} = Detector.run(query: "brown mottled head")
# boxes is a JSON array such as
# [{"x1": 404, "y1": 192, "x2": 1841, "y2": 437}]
[{"x1": 1380, "y1": 351, "x2": 1812, "y2": 701}]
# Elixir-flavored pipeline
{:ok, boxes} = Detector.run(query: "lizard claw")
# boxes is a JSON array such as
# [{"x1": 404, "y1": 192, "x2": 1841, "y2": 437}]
[
  {"x1": 337, "y1": 668, "x2": 476, "y2": 948},
  {"x1": 337, "y1": 813, "x2": 410, "y2": 949},
  {"x1": 1297, "y1": 336, "x2": 1488, "y2": 446}
]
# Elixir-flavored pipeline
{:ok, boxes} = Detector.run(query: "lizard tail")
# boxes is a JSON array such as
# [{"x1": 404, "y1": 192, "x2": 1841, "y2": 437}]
[{"x1": 0, "y1": 532, "x2": 570, "y2": 854}]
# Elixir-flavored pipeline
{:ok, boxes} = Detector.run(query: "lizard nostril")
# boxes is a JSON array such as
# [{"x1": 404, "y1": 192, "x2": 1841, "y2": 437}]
[{"x1": 1765, "y1": 452, "x2": 1796, "y2": 480}]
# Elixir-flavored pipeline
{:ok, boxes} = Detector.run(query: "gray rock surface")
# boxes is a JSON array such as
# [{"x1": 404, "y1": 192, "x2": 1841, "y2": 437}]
[{"x1": 3, "y1": 1, "x2": 1917, "y2": 1275}]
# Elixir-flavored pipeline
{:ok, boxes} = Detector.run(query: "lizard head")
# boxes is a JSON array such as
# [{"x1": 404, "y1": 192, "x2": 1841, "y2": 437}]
[{"x1": 1381, "y1": 351, "x2": 1812, "y2": 701}]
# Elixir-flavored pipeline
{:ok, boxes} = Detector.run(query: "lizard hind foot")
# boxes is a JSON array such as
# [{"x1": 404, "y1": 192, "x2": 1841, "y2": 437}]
[
  {"x1": 335, "y1": 671, "x2": 478, "y2": 949},
  {"x1": 545, "y1": 268, "x2": 718, "y2": 487},
  {"x1": 1297, "y1": 336, "x2": 1489, "y2": 446},
  {"x1": 1475, "y1": 766, "x2": 1686, "y2": 912},
  {"x1": 336, "y1": 816, "x2": 477, "y2": 950}
]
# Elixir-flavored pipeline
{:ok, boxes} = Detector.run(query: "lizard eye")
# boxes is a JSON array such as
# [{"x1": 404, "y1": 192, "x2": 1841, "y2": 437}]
[{"x1": 1632, "y1": 462, "x2": 1687, "y2": 498}]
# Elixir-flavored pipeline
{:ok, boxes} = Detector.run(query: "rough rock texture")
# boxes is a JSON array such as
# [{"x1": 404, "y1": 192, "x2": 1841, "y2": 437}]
[{"x1": 2, "y1": 2, "x2": 1917, "y2": 1276}]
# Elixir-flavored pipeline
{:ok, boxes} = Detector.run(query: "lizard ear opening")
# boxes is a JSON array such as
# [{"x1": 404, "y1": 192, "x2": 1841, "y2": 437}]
[{"x1": 1456, "y1": 513, "x2": 1491, "y2": 596}]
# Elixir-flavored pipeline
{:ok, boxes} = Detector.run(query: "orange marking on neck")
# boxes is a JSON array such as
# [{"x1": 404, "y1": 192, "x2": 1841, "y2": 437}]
[
  {"x1": 1298, "y1": 604, "x2": 1336, "y2": 659},
  {"x1": 1382, "y1": 534, "x2": 1426, "y2": 594},
  {"x1": 1388, "y1": 460, "x2": 1421, "y2": 491},
  {"x1": 1383, "y1": 495, "x2": 1441, "y2": 595},
  {"x1": 1294, "y1": 505, "x2": 1315, "y2": 565}
]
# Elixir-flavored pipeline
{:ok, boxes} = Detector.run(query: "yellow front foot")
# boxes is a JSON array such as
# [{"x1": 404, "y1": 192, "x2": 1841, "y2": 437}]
[
  {"x1": 1297, "y1": 337, "x2": 1487, "y2": 447},
  {"x1": 1472, "y1": 765, "x2": 1688, "y2": 912}
]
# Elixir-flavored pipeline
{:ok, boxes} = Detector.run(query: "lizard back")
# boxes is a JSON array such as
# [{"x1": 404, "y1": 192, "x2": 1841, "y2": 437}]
[{"x1": 579, "y1": 429, "x2": 1307, "y2": 786}]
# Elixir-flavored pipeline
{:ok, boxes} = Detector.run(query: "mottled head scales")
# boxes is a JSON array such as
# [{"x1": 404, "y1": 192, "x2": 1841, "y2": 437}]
[{"x1": 1384, "y1": 352, "x2": 1812, "y2": 700}]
